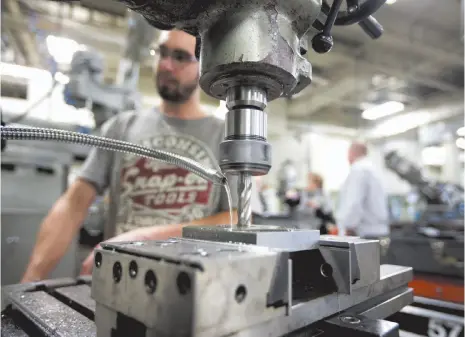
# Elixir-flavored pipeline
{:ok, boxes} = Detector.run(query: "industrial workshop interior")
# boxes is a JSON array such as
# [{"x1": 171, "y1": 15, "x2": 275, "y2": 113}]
[{"x1": 0, "y1": 0, "x2": 464, "y2": 336}]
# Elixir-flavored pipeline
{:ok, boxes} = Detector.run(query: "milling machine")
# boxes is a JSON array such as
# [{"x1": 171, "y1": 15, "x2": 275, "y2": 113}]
[
  {"x1": 1, "y1": 1, "x2": 416, "y2": 336},
  {"x1": 383, "y1": 151, "x2": 464, "y2": 337},
  {"x1": 383, "y1": 150, "x2": 464, "y2": 278},
  {"x1": 64, "y1": 11, "x2": 156, "y2": 129},
  {"x1": 384, "y1": 150, "x2": 464, "y2": 223}
]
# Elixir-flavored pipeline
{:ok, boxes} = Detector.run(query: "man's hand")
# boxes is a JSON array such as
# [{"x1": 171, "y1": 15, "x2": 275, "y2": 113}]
[
  {"x1": 80, "y1": 226, "x2": 156, "y2": 275},
  {"x1": 327, "y1": 223, "x2": 337, "y2": 235},
  {"x1": 307, "y1": 200, "x2": 319, "y2": 209},
  {"x1": 21, "y1": 179, "x2": 97, "y2": 283},
  {"x1": 81, "y1": 211, "x2": 234, "y2": 275},
  {"x1": 345, "y1": 228, "x2": 357, "y2": 236}
]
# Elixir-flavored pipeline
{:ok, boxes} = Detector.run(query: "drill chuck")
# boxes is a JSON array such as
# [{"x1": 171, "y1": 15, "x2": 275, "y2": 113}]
[
  {"x1": 219, "y1": 86, "x2": 272, "y2": 176},
  {"x1": 219, "y1": 86, "x2": 272, "y2": 229}
]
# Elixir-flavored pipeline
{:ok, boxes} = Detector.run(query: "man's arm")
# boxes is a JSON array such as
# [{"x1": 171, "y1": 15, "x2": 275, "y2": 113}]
[
  {"x1": 22, "y1": 114, "x2": 121, "y2": 282},
  {"x1": 337, "y1": 169, "x2": 366, "y2": 235},
  {"x1": 80, "y1": 210, "x2": 238, "y2": 275},
  {"x1": 21, "y1": 179, "x2": 97, "y2": 283}
]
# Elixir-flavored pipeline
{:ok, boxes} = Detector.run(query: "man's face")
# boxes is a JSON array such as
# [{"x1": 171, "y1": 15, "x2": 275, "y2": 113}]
[
  {"x1": 307, "y1": 175, "x2": 317, "y2": 191},
  {"x1": 154, "y1": 31, "x2": 199, "y2": 103},
  {"x1": 347, "y1": 146, "x2": 356, "y2": 165}
]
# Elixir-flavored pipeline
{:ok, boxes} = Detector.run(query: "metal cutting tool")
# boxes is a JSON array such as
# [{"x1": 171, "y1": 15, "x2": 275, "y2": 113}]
[{"x1": 108, "y1": 0, "x2": 386, "y2": 228}]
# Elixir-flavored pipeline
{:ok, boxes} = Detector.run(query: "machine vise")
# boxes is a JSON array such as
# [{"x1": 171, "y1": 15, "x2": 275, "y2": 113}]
[{"x1": 3, "y1": 227, "x2": 413, "y2": 337}]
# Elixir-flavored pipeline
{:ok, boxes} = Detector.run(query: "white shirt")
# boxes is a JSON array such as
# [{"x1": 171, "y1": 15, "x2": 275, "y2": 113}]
[{"x1": 337, "y1": 157, "x2": 389, "y2": 237}]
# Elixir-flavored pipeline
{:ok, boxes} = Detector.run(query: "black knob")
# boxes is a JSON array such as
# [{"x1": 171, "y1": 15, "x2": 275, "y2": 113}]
[
  {"x1": 358, "y1": 15, "x2": 384, "y2": 39},
  {"x1": 312, "y1": 33, "x2": 334, "y2": 54}
]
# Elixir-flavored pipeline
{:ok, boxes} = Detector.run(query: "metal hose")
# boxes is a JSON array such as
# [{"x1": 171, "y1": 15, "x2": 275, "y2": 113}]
[{"x1": 0, "y1": 126, "x2": 226, "y2": 186}]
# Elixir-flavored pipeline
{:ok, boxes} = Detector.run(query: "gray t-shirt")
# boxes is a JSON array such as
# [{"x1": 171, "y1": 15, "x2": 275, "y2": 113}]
[{"x1": 79, "y1": 108, "x2": 238, "y2": 235}]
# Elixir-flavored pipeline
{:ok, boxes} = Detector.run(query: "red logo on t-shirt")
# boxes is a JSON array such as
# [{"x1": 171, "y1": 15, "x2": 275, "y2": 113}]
[{"x1": 117, "y1": 134, "x2": 219, "y2": 229}]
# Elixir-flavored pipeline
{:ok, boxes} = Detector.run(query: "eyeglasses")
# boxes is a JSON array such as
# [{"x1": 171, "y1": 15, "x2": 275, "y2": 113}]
[{"x1": 152, "y1": 45, "x2": 197, "y2": 67}]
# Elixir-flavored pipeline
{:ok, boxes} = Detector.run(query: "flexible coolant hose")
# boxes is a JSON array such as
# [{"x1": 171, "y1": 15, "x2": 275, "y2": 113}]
[{"x1": 0, "y1": 126, "x2": 226, "y2": 186}]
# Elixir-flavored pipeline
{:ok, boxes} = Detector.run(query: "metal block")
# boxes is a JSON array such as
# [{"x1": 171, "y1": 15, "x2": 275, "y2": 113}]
[
  {"x1": 347, "y1": 288, "x2": 414, "y2": 320},
  {"x1": 95, "y1": 303, "x2": 117, "y2": 337},
  {"x1": 182, "y1": 225, "x2": 320, "y2": 251},
  {"x1": 319, "y1": 235, "x2": 380, "y2": 294},
  {"x1": 316, "y1": 314, "x2": 400, "y2": 337},
  {"x1": 227, "y1": 265, "x2": 412, "y2": 337},
  {"x1": 92, "y1": 239, "x2": 291, "y2": 337},
  {"x1": 91, "y1": 237, "x2": 412, "y2": 337}
]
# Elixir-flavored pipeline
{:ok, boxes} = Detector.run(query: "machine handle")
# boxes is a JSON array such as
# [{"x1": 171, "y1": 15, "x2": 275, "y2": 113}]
[{"x1": 358, "y1": 15, "x2": 384, "y2": 39}]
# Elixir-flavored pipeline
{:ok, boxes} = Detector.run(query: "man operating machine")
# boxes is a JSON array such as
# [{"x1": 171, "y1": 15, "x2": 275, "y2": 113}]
[{"x1": 1, "y1": 1, "x2": 415, "y2": 336}]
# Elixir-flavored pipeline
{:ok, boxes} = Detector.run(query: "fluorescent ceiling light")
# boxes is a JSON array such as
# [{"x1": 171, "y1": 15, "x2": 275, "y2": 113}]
[
  {"x1": 456, "y1": 137, "x2": 465, "y2": 150},
  {"x1": 386, "y1": 0, "x2": 397, "y2": 4},
  {"x1": 362, "y1": 101, "x2": 405, "y2": 120},
  {"x1": 46, "y1": 35, "x2": 86, "y2": 64},
  {"x1": 367, "y1": 111, "x2": 430, "y2": 138},
  {"x1": 457, "y1": 127, "x2": 465, "y2": 137}
]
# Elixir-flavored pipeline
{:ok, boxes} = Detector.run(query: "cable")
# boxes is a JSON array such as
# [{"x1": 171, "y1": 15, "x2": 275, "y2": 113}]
[{"x1": 0, "y1": 126, "x2": 227, "y2": 186}]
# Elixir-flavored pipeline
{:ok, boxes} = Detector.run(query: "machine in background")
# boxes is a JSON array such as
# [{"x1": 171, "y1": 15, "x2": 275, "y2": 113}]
[
  {"x1": 385, "y1": 150, "x2": 464, "y2": 222},
  {"x1": 63, "y1": 49, "x2": 139, "y2": 129},
  {"x1": 64, "y1": 12, "x2": 156, "y2": 129},
  {"x1": 1, "y1": 134, "x2": 80, "y2": 285},
  {"x1": 383, "y1": 150, "x2": 464, "y2": 337},
  {"x1": 383, "y1": 150, "x2": 463, "y2": 278}
]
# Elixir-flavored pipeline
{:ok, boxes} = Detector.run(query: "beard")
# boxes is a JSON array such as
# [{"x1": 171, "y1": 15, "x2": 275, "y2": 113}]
[{"x1": 155, "y1": 71, "x2": 199, "y2": 103}]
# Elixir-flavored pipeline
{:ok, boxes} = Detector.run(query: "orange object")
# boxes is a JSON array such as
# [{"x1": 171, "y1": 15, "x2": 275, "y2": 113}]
[
  {"x1": 409, "y1": 275, "x2": 464, "y2": 304},
  {"x1": 328, "y1": 226, "x2": 338, "y2": 235}
]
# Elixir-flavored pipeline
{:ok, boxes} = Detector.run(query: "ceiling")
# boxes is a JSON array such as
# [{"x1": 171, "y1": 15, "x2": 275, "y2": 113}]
[
  {"x1": 2, "y1": 0, "x2": 464, "y2": 131},
  {"x1": 291, "y1": 0, "x2": 464, "y2": 128}
]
